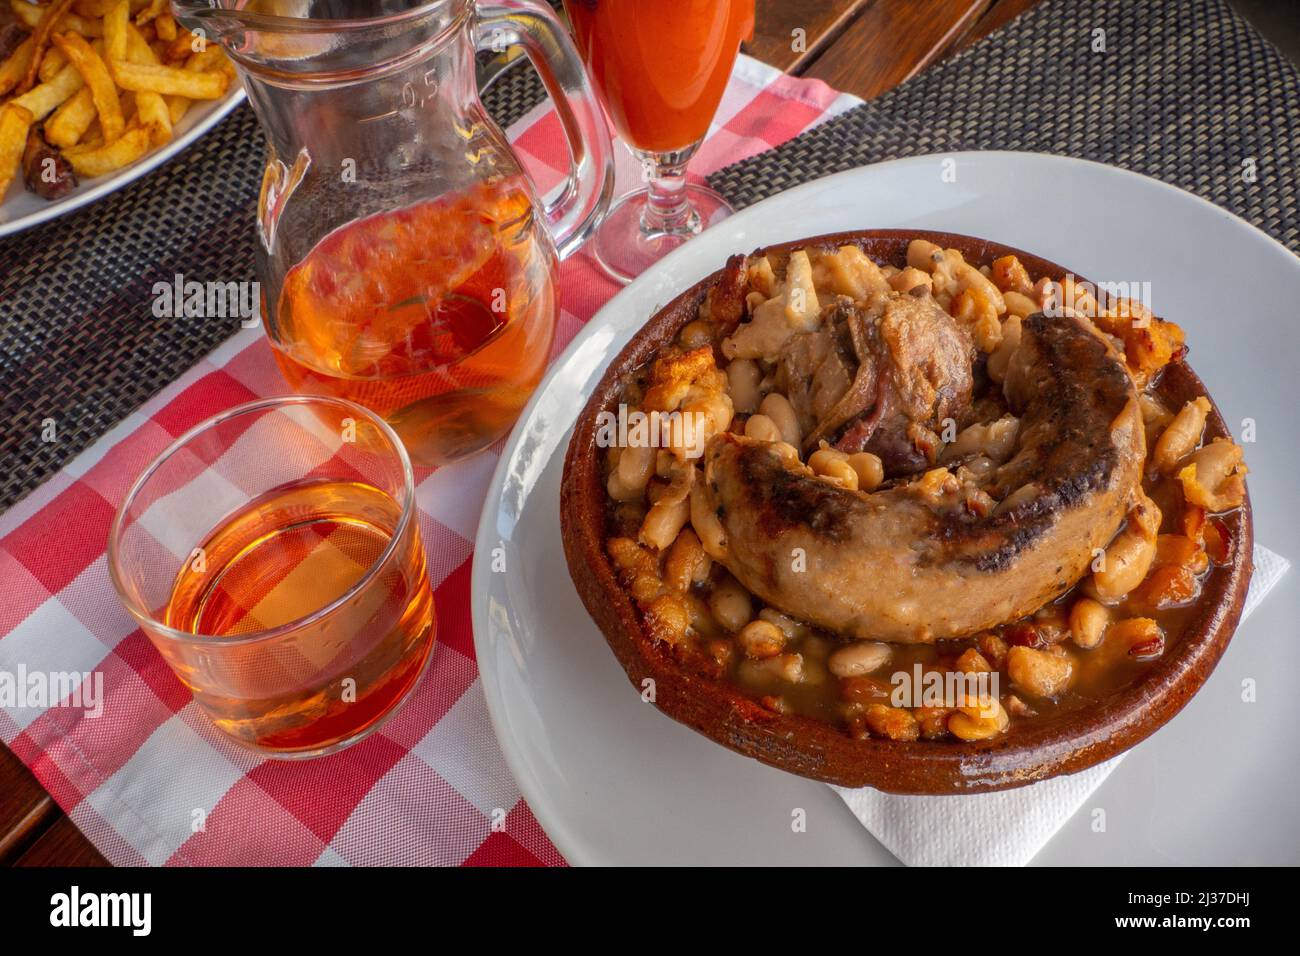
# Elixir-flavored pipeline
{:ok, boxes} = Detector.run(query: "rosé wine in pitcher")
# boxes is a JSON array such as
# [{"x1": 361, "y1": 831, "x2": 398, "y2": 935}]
[{"x1": 271, "y1": 177, "x2": 559, "y2": 466}]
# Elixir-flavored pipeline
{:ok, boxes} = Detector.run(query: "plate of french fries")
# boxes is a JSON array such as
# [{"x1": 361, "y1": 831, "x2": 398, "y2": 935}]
[{"x1": 0, "y1": 0, "x2": 241, "y2": 238}]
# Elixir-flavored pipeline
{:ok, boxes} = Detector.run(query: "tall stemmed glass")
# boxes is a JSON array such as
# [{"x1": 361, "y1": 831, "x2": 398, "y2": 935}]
[{"x1": 565, "y1": 0, "x2": 755, "y2": 283}]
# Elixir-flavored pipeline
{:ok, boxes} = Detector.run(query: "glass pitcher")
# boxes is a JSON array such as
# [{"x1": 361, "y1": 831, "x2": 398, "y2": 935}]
[{"x1": 173, "y1": 0, "x2": 613, "y2": 465}]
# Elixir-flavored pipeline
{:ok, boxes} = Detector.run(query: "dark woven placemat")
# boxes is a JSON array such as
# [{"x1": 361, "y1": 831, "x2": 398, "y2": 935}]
[
  {"x1": 710, "y1": 0, "x2": 1300, "y2": 257},
  {"x1": 0, "y1": 62, "x2": 546, "y2": 513},
  {"x1": 5, "y1": 0, "x2": 1297, "y2": 514}
]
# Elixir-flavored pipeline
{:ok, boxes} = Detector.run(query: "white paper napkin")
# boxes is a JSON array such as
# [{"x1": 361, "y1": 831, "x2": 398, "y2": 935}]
[{"x1": 833, "y1": 543, "x2": 1290, "y2": 867}]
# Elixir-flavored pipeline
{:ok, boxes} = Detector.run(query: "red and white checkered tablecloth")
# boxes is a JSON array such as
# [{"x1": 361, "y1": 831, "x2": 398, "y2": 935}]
[{"x1": 0, "y1": 56, "x2": 859, "y2": 866}]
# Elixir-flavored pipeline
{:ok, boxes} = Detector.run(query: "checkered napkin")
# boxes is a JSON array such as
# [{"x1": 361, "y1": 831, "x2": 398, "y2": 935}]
[{"x1": 0, "y1": 56, "x2": 860, "y2": 867}]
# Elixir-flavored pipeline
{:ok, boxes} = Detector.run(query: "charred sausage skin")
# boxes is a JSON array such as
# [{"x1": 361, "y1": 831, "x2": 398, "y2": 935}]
[{"x1": 703, "y1": 313, "x2": 1146, "y2": 642}]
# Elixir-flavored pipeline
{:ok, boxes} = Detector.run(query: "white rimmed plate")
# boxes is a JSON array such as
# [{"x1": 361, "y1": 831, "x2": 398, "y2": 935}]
[
  {"x1": 472, "y1": 151, "x2": 1300, "y2": 865},
  {"x1": 0, "y1": 87, "x2": 244, "y2": 239}
]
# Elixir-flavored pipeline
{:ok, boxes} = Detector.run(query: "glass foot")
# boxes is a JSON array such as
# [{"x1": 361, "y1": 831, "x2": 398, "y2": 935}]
[{"x1": 591, "y1": 183, "x2": 734, "y2": 284}]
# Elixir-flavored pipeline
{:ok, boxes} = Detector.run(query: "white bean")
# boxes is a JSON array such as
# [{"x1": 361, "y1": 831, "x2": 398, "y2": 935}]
[
  {"x1": 809, "y1": 447, "x2": 858, "y2": 490},
  {"x1": 827, "y1": 641, "x2": 892, "y2": 677},
  {"x1": 1007, "y1": 645, "x2": 1074, "y2": 697},
  {"x1": 758, "y1": 607, "x2": 807, "y2": 640},
  {"x1": 940, "y1": 415, "x2": 1020, "y2": 464},
  {"x1": 1069, "y1": 597, "x2": 1110, "y2": 649},
  {"x1": 1153, "y1": 397, "x2": 1210, "y2": 474},
  {"x1": 639, "y1": 497, "x2": 690, "y2": 551},
  {"x1": 847, "y1": 452, "x2": 884, "y2": 491},
  {"x1": 907, "y1": 238, "x2": 942, "y2": 272},
  {"x1": 1178, "y1": 438, "x2": 1246, "y2": 511},
  {"x1": 615, "y1": 444, "x2": 655, "y2": 494},
  {"x1": 782, "y1": 251, "x2": 821, "y2": 329},
  {"x1": 956, "y1": 262, "x2": 1007, "y2": 315},
  {"x1": 689, "y1": 478, "x2": 728, "y2": 559},
  {"x1": 1092, "y1": 492, "x2": 1161, "y2": 603},
  {"x1": 709, "y1": 576, "x2": 752, "y2": 632},
  {"x1": 744, "y1": 413, "x2": 782, "y2": 443},
  {"x1": 948, "y1": 698, "x2": 1009, "y2": 740},
  {"x1": 1002, "y1": 291, "x2": 1038, "y2": 317},
  {"x1": 986, "y1": 314, "x2": 1022, "y2": 384},
  {"x1": 726, "y1": 358, "x2": 762, "y2": 414},
  {"x1": 888, "y1": 266, "x2": 932, "y2": 295},
  {"x1": 759, "y1": 392, "x2": 801, "y2": 447},
  {"x1": 737, "y1": 620, "x2": 786, "y2": 659}
]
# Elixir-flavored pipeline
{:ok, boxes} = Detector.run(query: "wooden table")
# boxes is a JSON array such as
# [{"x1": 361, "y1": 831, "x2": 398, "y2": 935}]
[{"x1": 0, "y1": 0, "x2": 1041, "y2": 868}]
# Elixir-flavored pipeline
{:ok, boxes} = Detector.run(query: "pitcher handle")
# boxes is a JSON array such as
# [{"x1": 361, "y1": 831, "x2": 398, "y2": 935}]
[{"x1": 475, "y1": 0, "x2": 614, "y2": 260}]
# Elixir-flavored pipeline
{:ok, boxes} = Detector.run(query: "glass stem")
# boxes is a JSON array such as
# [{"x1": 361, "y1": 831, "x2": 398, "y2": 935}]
[{"x1": 635, "y1": 146, "x2": 702, "y2": 238}]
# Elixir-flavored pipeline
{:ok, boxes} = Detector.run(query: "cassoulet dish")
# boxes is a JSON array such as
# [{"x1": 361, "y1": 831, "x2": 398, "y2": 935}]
[{"x1": 561, "y1": 230, "x2": 1252, "y2": 793}]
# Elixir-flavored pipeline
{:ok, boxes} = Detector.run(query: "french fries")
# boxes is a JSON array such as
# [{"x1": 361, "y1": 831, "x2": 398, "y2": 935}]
[
  {"x1": 166, "y1": 41, "x2": 232, "y2": 124},
  {"x1": 133, "y1": 0, "x2": 163, "y2": 25},
  {"x1": 73, "y1": 0, "x2": 148, "y2": 16},
  {"x1": 37, "y1": 43, "x2": 65, "y2": 81},
  {"x1": 0, "y1": 102, "x2": 35, "y2": 196},
  {"x1": 102, "y1": 0, "x2": 126, "y2": 61},
  {"x1": 44, "y1": 83, "x2": 94, "y2": 146},
  {"x1": 106, "y1": 5, "x2": 166, "y2": 144},
  {"x1": 9, "y1": 59, "x2": 84, "y2": 119},
  {"x1": 163, "y1": 29, "x2": 197, "y2": 63},
  {"x1": 62, "y1": 120, "x2": 147, "y2": 175},
  {"x1": 73, "y1": 0, "x2": 117, "y2": 14},
  {"x1": 16, "y1": 0, "x2": 76, "y2": 93},
  {"x1": 0, "y1": 0, "x2": 235, "y2": 200},
  {"x1": 52, "y1": 31, "x2": 122, "y2": 141},
  {"x1": 0, "y1": 38, "x2": 35, "y2": 96},
  {"x1": 111, "y1": 58, "x2": 229, "y2": 100},
  {"x1": 9, "y1": 0, "x2": 99, "y2": 38},
  {"x1": 153, "y1": 12, "x2": 175, "y2": 41},
  {"x1": 133, "y1": 86, "x2": 168, "y2": 143}
]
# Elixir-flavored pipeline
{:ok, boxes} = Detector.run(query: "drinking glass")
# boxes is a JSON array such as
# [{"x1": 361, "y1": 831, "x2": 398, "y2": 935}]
[
  {"x1": 564, "y1": 0, "x2": 755, "y2": 283},
  {"x1": 108, "y1": 396, "x2": 434, "y2": 758}
]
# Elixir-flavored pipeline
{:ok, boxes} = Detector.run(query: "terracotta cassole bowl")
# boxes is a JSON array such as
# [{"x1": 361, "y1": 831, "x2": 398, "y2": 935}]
[{"x1": 560, "y1": 229, "x2": 1253, "y2": 794}]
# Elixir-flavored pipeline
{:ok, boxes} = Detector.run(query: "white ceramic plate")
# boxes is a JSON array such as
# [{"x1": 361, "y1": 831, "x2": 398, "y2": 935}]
[
  {"x1": 472, "y1": 151, "x2": 1300, "y2": 866},
  {"x1": 0, "y1": 87, "x2": 244, "y2": 239}
]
